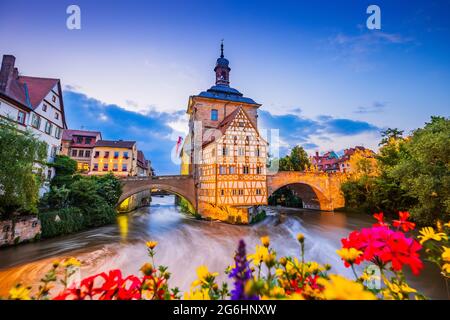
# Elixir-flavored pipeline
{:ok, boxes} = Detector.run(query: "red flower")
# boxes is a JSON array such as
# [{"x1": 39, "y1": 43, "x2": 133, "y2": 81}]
[
  {"x1": 393, "y1": 211, "x2": 416, "y2": 232},
  {"x1": 373, "y1": 212, "x2": 388, "y2": 227}
]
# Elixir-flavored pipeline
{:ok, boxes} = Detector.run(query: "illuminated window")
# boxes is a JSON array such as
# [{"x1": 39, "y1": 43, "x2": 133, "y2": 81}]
[
  {"x1": 103, "y1": 163, "x2": 109, "y2": 171},
  {"x1": 211, "y1": 109, "x2": 218, "y2": 121},
  {"x1": 113, "y1": 163, "x2": 118, "y2": 171},
  {"x1": 93, "y1": 163, "x2": 99, "y2": 171},
  {"x1": 122, "y1": 164, "x2": 128, "y2": 172}
]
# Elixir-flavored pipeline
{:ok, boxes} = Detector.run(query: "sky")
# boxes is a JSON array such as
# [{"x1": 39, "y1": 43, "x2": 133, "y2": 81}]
[{"x1": 1, "y1": 0, "x2": 449, "y2": 174}]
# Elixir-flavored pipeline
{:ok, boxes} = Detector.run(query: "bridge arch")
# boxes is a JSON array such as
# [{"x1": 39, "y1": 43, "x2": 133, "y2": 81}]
[
  {"x1": 267, "y1": 172, "x2": 345, "y2": 211},
  {"x1": 118, "y1": 176, "x2": 196, "y2": 210}
]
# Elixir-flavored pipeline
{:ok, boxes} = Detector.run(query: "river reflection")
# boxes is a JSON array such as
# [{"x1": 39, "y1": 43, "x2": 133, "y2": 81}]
[{"x1": 0, "y1": 195, "x2": 447, "y2": 299}]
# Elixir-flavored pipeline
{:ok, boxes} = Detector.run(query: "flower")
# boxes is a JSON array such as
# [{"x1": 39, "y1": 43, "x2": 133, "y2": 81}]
[
  {"x1": 336, "y1": 248, "x2": 363, "y2": 267},
  {"x1": 192, "y1": 265, "x2": 219, "y2": 287},
  {"x1": 260, "y1": 236, "x2": 270, "y2": 247},
  {"x1": 418, "y1": 227, "x2": 448, "y2": 244},
  {"x1": 373, "y1": 212, "x2": 388, "y2": 227},
  {"x1": 393, "y1": 211, "x2": 415, "y2": 232},
  {"x1": 146, "y1": 241, "x2": 158, "y2": 250},
  {"x1": 248, "y1": 245, "x2": 269, "y2": 266},
  {"x1": 184, "y1": 288, "x2": 211, "y2": 300},
  {"x1": 318, "y1": 275, "x2": 376, "y2": 300},
  {"x1": 62, "y1": 257, "x2": 81, "y2": 267},
  {"x1": 229, "y1": 240, "x2": 258, "y2": 300},
  {"x1": 297, "y1": 233, "x2": 305, "y2": 243},
  {"x1": 9, "y1": 284, "x2": 31, "y2": 300},
  {"x1": 442, "y1": 246, "x2": 450, "y2": 262},
  {"x1": 140, "y1": 263, "x2": 154, "y2": 276}
]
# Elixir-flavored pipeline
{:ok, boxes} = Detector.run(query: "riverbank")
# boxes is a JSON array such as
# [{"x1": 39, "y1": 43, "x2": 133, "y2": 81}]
[{"x1": 0, "y1": 195, "x2": 447, "y2": 299}]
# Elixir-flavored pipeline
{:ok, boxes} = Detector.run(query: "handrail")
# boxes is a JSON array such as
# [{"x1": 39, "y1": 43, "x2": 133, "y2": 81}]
[{"x1": 121, "y1": 175, "x2": 193, "y2": 181}]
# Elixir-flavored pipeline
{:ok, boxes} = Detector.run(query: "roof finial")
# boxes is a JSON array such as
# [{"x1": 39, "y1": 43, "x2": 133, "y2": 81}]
[{"x1": 220, "y1": 39, "x2": 224, "y2": 58}]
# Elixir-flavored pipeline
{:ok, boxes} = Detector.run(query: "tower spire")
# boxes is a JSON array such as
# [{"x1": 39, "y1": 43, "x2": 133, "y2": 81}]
[
  {"x1": 220, "y1": 39, "x2": 224, "y2": 58},
  {"x1": 214, "y1": 41, "x2": 230, "y2": 86}
]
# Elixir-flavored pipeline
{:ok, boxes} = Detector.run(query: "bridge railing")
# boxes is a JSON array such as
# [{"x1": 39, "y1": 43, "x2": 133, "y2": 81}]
[{"x1": 121, "y1": 175, "x2": 193, "y2": 181}]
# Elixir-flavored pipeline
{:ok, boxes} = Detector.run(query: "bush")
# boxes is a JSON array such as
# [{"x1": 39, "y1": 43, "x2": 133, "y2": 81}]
[{"x1": 39, "y1": 208, "x2": 84, "y2": 238}]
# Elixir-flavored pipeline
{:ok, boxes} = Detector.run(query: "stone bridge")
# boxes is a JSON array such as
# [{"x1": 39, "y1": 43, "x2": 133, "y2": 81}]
[
  {"x1": 267, "y1": 171, "x2": 346, "y2": 211},
  {"x1": 119, "y1": 175, "x2": 196, "y2": 208},
  {"x1": 119, "y1": 171, "x2": 345, "y2": 212}
]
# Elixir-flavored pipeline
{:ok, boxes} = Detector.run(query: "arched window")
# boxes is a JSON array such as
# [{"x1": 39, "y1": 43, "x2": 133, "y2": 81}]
[{"x1": 211, "y1": 109, "x2": 218, "y2": 121}]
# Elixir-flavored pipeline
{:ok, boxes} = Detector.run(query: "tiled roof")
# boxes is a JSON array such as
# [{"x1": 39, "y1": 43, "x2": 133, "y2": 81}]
[
  {"x1": 196, "y1": 85, "x2": 259, "y2": 105},
  {"x1": 94, "y1": 140, "x2": 136, "y2": 148},
  {"x1": 62, "y1": 129, "x2": 102, "y2": 141}
]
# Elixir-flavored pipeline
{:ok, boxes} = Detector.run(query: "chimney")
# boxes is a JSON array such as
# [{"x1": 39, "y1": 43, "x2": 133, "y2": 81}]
[
  {"x1": 0, "y1": 55, "x2": 16, "y2": 92},
  {"x1": 315, "y1": 151, "x2": 319, "y2": 157}
]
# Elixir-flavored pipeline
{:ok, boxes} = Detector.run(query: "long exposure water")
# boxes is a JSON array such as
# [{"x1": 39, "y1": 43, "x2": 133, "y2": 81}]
[{"x1": 0, "y1": 195, "x2": 447, "y2": 299}]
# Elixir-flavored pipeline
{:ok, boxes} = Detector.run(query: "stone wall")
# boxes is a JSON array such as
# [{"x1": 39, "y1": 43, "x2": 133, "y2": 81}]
[
  {"x1": 0, "y1": 216, "x2": 41, "y2": 247},
  {"x1": 117, "y1": 189, "x2": 151, "y2": 213}
]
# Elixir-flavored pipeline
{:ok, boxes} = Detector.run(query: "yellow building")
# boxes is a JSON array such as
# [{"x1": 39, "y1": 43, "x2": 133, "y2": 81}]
[
  {"x1": 181, "y1": 44, "x2": 268, "y2": 223},
  {"x1": 61, "y1": 129, "x2": 102, "y2": 172},
  {"x1": 89, "y1": 140, "x2": 137, "y2": 177}
]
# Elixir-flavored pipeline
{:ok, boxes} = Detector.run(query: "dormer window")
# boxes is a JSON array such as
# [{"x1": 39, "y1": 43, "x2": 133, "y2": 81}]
[
  {"x1": 52, "y1": 95, "x2": 56, "y2": 102},
  {"x1": 211, "y1": 109, "x2": 218, "y2": 121},
  {"x1": 42, "y1": 104, "x2": 47, "y2": 112}
]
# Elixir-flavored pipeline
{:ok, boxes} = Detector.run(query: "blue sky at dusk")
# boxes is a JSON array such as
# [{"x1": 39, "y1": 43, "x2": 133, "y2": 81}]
[{"x1": 1, "y1": 0, "x2": 449, "y2": 174}]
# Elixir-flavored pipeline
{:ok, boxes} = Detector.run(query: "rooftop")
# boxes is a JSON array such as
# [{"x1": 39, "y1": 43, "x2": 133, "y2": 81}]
[{"x1": 94, "y1": 140, "x2": 136, "y2": 149}]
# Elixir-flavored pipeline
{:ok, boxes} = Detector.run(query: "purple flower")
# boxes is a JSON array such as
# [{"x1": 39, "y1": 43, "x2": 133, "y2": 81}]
[{"x1": 229, "y1": 240, "x2": 259, "y2": 300}]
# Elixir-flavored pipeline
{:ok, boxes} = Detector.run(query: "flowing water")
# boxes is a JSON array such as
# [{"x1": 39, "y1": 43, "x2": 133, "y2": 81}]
[{"x1": 0, "y1": 195, "x2": 447, "y2": 299}]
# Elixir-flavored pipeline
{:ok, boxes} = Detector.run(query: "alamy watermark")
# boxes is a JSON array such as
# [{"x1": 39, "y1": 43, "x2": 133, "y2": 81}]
[
  {"x1": 66, "y1": 5, "x2": 81, "y2": 30},
  {"x1": 366, "y1": 5, "x2": 381, "y2": 30}
]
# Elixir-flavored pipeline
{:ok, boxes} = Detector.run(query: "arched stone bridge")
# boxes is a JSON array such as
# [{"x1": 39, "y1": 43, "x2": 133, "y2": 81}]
[
  {"x1": 119, "y1": 171, "x2": 346, "y2": 212},
  {"x1": 267, "y1": 171, "x2": 346, "y2": 211},
  {"x1": 119, "y1": 175, "x2": 196, "y2": 208}
]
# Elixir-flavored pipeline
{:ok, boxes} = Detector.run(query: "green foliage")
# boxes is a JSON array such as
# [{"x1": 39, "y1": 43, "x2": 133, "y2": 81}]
[
  {"x1": 268, "y1": 187, "x2": 303, "y2": 208},
  {"x1": 93, "y1": 173, "x2": 123, "y2": 207},
  {"x1": 0, "y1": 119, "x2": 47, "y2": 218},
  {"x1": 251, "y1": 209, "x2": 267, "y2": 223},
  {"x1": 38, "y1": 208, "x2": 85, "y2": 238},
  {"x1": 342, "y1": 117, "x2": 449, "y2": 226},
  {"x1": 277, "y1": 145, "x2": 311, "y2": 171},
  {"x1": 49, "y1": 156, "x2": 77, "y2": 188}
]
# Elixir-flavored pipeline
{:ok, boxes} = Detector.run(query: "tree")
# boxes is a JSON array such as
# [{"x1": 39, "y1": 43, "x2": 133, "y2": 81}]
[
  {"x1": 50, "y1": 155, "x2": 77, "y2": 188},
  {"x1": 390, "y1": 116, "x2": 450, "y2": 225},
  {"x1": 279, "y1": 146, "x2": 311, "y2": 171},
  {"x1": 94, "y1": 173, "x2": 123, "y2": 206},
  {"x1": 0, "y1": 119, "x2": 47, "y2": 217}
]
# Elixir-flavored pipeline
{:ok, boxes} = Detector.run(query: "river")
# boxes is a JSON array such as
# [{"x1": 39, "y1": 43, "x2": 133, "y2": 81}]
[{"x1": 0, "y1": 195, "x2": 447, "y2": 299}]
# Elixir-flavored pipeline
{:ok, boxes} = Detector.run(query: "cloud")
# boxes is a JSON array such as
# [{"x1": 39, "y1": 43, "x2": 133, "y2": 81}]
[
  {"x1": 355, "y1": 101, "x2": 387, "y2": 114},
  {"x1": 62, "y1": 90, "x2": 382, "y2": 173}
]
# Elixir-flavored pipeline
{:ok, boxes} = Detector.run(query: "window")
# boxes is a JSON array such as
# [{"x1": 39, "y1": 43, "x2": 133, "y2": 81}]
[
  {"x1": 238, "y1": 189, "x2": 244, "y2": 196},
  {"x1": 31, "y1": 113, "x2": 41, "y2": 129},
  {"x1": 114, "y1": 151, "x2": 119, "y2": 159},
  {"x1": 42, "y1": 104, "x2": 47, "y2": 112},
  {"x1": 256, "y1": 166, "x2": 262, "y2": 174},
  {"x1": 104, "y1": 151, "x2": 110, "y2": 158},
  {"x1": 78, "y1": 150, "x2": 84, "y2": 158},
  {"x1": 51, "y1": 146, "x2": 57, "y2": 157},
  {"x1": 123, "y1": 151, "x2": 129, "y2": 159},
  {"x1": 93, "y1": 163, "x2": 99, "y2": 171},
  {"x1": 85, "y1": 150, "x2": 91, "y2": 158},
  {"x1": 220, "y1": 189, "x2": 224, "y2": 196},
  {"x1": 113, "y1": 163, "x2": 118, "y2": 171},
  {"x1": 76, "y1": 136, "x2": 83, "y2": 144},
  {"x1": 256, "y1": 148, "x2": 260, "y2": 157},
  {"x1": 85, "y1": 137, "x2": 92, "y2": 144},
  {"x1": 44, "y1": 121, "x2": 53, "y2": 135},
  {"x1": 239, "y1": 121, "x2": 244, "y2": 127},
  {"x1": 211, "y1": 148, "x2": 215, "y2": 157},
  {"x1": 222, "y1": 147, "x2": 227, "y2": 156},
  {"x1": 71, "y1": 149, "x2": 78, "y2": 157},
  {"x1": 211, "y1": 109, "x2": 218, "y2": 121},
  {"x1": 55, "y1": 127, "x2": 61, "y2": 139},
  {"x1": 122, "y1": 164, "x2": 128, "y2": 172},
  {"x1": 52, "y1": 95, "x2": 56, "y2": 102},
  {"x1": 229, "y1": 166, "x2": 235, "y2": 174},
  {"x1": 17, "y1": 111, "x2": 26, "y2": 124},
  {"x1": 238, "y1": 147, "x2": 245, "y2": 156},
  {"x1": 47, "y1": 169, "x2": 52, "y2": 180},
  {"x1": 243, "y1": 166, "x2": 249, "y2": 174},
  {"x1": 103, "y1": 163, "x2": 109, "y2": 171},
  {"x1": 245, "y1": 136, "x2": 250, "y2": 144},
  {"x1": 232, "y1": 189, "x2": 237, "y2": 196},
  {"x1": 219, "y1": 165, "x2": 227, "y2": 175},
  {"x1": 94, "y1": 151, "x2": 100, "y2": 158},
  {"x1": 55, "y1": 112, "x2": 59, "y2": 120},
  {"x1": 256, "y1": 189, "x2": 262, "y2": 195}
]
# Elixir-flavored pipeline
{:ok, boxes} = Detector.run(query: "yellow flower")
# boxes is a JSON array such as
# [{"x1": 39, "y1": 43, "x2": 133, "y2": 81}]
[
  {"x1": 146, "y1": 241, "x2": 158, "y2": 250},
  {"x1": 418, "y1": 227, "x2": 448, "y2": 244},
  {"x1": 269, "y1": 286, "x2": 285, "y2": 297},
  {"x1": 192, "y1": 265, "x2": 219, "y2": 286},
  {"x1": 304, "y1": 261, "x2": 323, "y2": 274},
  {"x1": 285, "y1": 258, "x2": 301, "y2": 276},
  {"x1": 444, "y1": 221, "x2": 450, "y2": 228},
  {"x1": 260, "y1": 236, "x2": 270, "y2": 247},
  {"x1": 442, "y1": 246, "x2": 450, "y2": 262},
  {"x1": 248, "y1": 245, "x2": 269, "y2": 266},
  {"x1": 62, "y1": 257, "x2": 81, "y2": 267},
  {"x1": 385, "y1": 280, "x2": 417, "y2": 299},
  {"x1": 442, "y1": 263, "x2": 450, "y2": 275},
  {"x1": 184, "y1": 288, "x2": 211, "y2": 300},
  {"x1": 9, "y1": 284, "x2": 31, "y2": 300},
  {"x1": 336, "y1": 248, "x2": 362, "y2": 265},
  {"x1": 140, "y1": 262, "x2": 154, "y2": 276},
  {"x1": 297, "y1": 233, "x2": 305, "y2": 243},
  {"x1": 318, "y1": 275, "x2": 376, "y2": 300},
  {"x1": 275, "y1": 268, "x2": 284, "y2": 277},
  {"x1": 279, "y1": 257, "x2": 287, "y2": 266}
]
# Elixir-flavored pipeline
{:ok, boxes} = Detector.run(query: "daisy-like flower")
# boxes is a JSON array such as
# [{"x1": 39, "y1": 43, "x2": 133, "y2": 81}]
[{"x1": 418, "y1": 227, "x2": 448, "y2": 244}]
